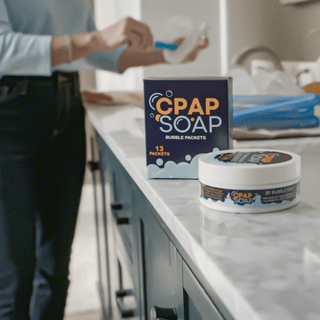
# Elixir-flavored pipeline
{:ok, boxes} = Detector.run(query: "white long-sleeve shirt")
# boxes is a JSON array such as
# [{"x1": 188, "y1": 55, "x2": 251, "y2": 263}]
[{"x1": 0, "y1": 0, "x2": 126, "y2": 77}]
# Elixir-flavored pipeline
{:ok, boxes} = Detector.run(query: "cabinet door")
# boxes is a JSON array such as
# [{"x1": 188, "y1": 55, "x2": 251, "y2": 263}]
[
  {"x1": 183, "y1": 262, "x2": 224, "y2": 320},
  {"x1": 99, "y1": 137, "x2": 141, "y2": 319},
  {"x1": 139, "y1": 201, "x2": 184, "y2": 320},
  {"x1": 99, "y1": 138, "x2": 134, "y2": 260},
  {"x1": 88, "y1": 133, "x2": 111, "y2": 319},
  {"x1": 112, "y1": 228, "x2": 139, "y2": 319},
  {"x1": 109, "y1": 160, "x2": 134, "y2": 259},
  {"x1": 110, "y1": 183, "x2": 141, "y2": 320}
]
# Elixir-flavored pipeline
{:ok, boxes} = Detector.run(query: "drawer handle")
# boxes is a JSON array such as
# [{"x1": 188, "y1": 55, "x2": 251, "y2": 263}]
[
  {"x1": 87, "y1": 160, "x2": 100, "y2": 172},
  {"x1": 111, "y1": 202, "x2": 123, "y2": 211},
  {"x1": 150, "y1": 306, "x2": 178, "y2": 320},
  {"x1": 115, "y1": 289, "x2": 135, "y2": 318},
  {"x1": 111, "y1": 203, "x2": 129, "y2": 225}
]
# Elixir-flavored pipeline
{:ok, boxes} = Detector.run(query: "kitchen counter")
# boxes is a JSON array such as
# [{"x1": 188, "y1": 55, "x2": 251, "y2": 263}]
[{"x1": 86, "y1": 104, "x2": 320, "y2": 320}]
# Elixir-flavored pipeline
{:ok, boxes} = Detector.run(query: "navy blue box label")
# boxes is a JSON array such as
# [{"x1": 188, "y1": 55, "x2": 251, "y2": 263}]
[{"x1": 144, "y1": 78, "x2": 232, "y2": 179}]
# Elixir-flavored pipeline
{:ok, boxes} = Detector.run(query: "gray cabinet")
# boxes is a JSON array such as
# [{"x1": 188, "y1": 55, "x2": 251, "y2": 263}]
[
  {"x1": 136, "y1": 192, "x2": 183, "y2": 320},
  {"x1": 88, "y1": 136, "x2": 112, "y2": 319},
  {"x1": 99, "y1": 137, "x2": 141, "y2": 320},
  {"x1": 90, "y1": 131, "x2": 230, "y2": 320},
  {"x1": 183, "y1": 263, "x2": 224, "y2": 320}
]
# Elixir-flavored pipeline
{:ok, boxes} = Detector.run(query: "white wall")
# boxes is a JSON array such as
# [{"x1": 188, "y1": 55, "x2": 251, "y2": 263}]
[
  {"x1": 226, "y1": 0, "x2": 320, "y2": 68},
  {"x1": 277, "y1": 1, "x2": 320, "y2": 61},
  {"x1": 227, "y1": 0, "x2": 285, "y2": 65}
]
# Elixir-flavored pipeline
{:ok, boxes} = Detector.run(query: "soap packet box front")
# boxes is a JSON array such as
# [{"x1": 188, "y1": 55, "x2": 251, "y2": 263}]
[{"x1": 144, "y1": 77, "x2": 232, "y2": 179}]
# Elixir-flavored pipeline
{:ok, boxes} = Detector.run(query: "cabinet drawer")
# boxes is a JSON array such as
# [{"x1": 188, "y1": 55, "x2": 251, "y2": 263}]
[
  {"x1": 183, "y1": 262, "x2": 224, "y2": 320},
  {"x1": 112, "y1": 233, "x2": 139, "y2": 319},
  {"x1": 99, "y1": 137, "x2": 134, "y2": 261},
  {"x1": 88, "y1": 133, "x2": 111, "y2": 318},
  {"x1": 139, "y1": 202, "x2": 184, "y2": 320},
  {"x1": 110, "y1": 164, "x2": 134, "y2": 261}
]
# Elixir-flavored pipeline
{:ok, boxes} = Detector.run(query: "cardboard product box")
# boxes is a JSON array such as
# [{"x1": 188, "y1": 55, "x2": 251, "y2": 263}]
[{"x1": 144, "y1": 77, "x2": 232, "y2": 179}]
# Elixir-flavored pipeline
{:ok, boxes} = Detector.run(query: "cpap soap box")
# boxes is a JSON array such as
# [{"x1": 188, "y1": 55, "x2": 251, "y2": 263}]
[{"x1": 143, "y1": 77, "x2": 232, "y2": 179}]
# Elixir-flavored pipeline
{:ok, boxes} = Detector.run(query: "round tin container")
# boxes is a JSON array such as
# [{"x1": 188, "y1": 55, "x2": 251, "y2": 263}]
[{"x1": 198, "y1": 149, "x2": 301, "y2": 213}]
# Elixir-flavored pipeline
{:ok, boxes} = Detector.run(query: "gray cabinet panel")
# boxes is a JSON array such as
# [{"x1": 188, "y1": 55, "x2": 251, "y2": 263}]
[
  {"x1": 101, "y1": 142, "x2": 134, "y2": 260},
  {"x1": 98, "y1": 137, "x2": 141, "y2": 319},
  {"x1": 140, "y1": 205, "x2": 183, "y2": 320},
  {"x1": 183, "y1": 262, "x2": 224, "y2": 320},
  {"x1": 88, "y1": 134, "x2": 112, "y2": 318}
]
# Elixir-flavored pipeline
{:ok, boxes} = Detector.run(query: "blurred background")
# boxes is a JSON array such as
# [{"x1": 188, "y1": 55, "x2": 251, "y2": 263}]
[{"x1": 79, "y1": 0, "x2": 320, "y2": 93}]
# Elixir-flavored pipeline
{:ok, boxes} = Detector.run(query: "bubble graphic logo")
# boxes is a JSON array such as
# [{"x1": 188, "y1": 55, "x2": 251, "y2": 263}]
[
  {"x1": 147, "y1": 153, "x2": 205, "y2": 178},
  {"x1": 149, "y1": 92, "x2": 163, "y2": 110},
  {"x1": 148, "y1": 90, "x2": 222, "y2": 134},
  {"x1": 166, "y1": 90, "x2": 173, "y2": 97}
]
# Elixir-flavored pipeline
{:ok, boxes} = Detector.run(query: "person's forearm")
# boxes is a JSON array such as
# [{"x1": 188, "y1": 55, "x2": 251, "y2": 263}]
[
  {"x1": 52, "y1": 17, "x2": 156, "y2": 68},
  {"x1": 118, "y1": 49, "x2": 166, "y2": 71},
  {"x1": 51, "y1": 32, "x2": 103, "y2": 67}
]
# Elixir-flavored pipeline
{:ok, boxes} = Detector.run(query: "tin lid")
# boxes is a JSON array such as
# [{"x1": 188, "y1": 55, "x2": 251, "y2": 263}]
[{"x1": 198, "y1": 149, "x2": 301, "y2": 188}]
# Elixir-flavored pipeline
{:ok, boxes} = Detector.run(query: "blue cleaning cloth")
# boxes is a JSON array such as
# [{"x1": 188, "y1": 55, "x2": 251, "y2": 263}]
[
  {"x1": 154, "y1": 41, "x2": 179, "y2": 51},
  {"x1": 234, "y1": 115, "x2": 319, "y2": 130},
  {"x1": 232, "y1": 94, "x2": 320, "y2": 130}
]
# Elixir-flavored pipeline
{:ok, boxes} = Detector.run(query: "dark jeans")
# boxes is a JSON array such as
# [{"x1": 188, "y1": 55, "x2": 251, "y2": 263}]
[{"x1": 0, "y1": 72, "x2": 86, "y2": 320}]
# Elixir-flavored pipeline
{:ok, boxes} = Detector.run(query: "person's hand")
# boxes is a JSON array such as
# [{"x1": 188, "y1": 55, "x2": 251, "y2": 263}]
[
  {"x1": 98, "y1": 17, "x2": 154, "y2": 52},
  {"x1": 173, "y1": 36, "x2": 209, "y2": 63}
]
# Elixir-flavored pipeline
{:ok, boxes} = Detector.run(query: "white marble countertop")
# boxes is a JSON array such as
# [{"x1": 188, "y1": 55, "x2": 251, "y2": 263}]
[{"x1": 86, "y1": 104, "x2": 320, "y2": 320}]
